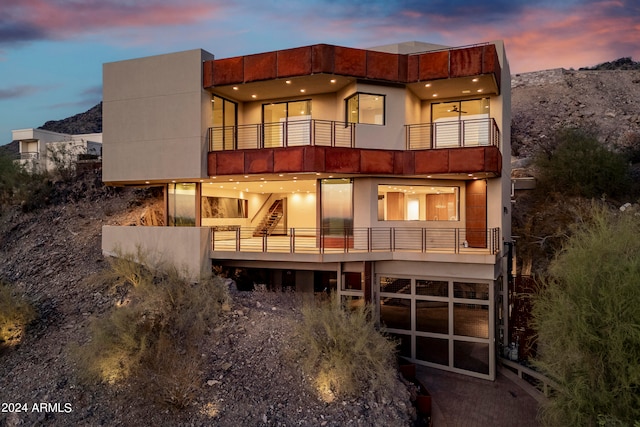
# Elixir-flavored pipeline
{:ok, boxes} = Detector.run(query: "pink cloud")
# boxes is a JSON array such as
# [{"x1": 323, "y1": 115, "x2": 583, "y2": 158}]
[
  {"x1": 2, "y1": 0, "x2": 222, "y2": 42},
  {"x1": 481, "y1": 2, "x2": 640, "y2": 72}
]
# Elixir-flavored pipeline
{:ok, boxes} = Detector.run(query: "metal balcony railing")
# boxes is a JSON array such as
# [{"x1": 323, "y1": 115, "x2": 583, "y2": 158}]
[
  {"x1": 211, "y1": 226, "x2": 500, "y2": 255},
  {"x1": 19, "y1": 152, "x2": 40, "y2": 160},
  {"x1": 209, "y1": 119, "x2": 355, "y2": 151},
  {"x1": 405, "y1": 118, "x2": 500, "y2": 150}
]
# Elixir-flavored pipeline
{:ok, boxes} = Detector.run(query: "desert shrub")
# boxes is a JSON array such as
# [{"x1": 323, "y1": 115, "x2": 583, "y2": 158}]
[
  {"x1": 74, "y1": 255, "x2": 228, "y2": 409},
  {"x1": 0, "y1": 281, "x2": 36, "y2": 350},
  {"x1": 534, "y1": 127, "x2": 631, "y2": 199},
  {"x1": 532, "y1": 207, "x2": 640, "y2": 426},
  {"x1": 293, "y1": 295, "x2": 398, "y2": 402}
]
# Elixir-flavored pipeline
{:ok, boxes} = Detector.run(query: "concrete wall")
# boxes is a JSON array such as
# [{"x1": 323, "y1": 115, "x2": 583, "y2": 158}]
[
  {"x1": 103, "y1": 49, "x2": 214, "y2": 183},
  {"x1": 102, "y1": 225, "x2": 211, "y2": 280}
]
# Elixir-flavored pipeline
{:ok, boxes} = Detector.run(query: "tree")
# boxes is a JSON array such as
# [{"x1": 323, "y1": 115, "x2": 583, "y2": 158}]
[
  {"x1": 534, "y1": 127, "x2": 631, "y2": 199},
  {"x1": 532, "y1": 206, "x2": 640, "y2": 426}
]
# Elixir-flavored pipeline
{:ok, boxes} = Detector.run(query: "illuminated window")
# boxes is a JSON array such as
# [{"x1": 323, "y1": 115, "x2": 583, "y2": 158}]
[
  {"x1": 168, "y1": 183, "x2": 196, "y2": 226},
  {"x1": 377, "y1": 185, "x2": 459, "y2": 221},
  {"x1": 346, "y1": 93, "x2": 385, "y2": 125}
]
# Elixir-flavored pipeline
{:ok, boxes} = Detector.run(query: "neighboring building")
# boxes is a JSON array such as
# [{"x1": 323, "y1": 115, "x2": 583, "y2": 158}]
[
  {"x1": 12, "y1": 128, "x2": 102, "y2": 173},
  {"x1": 102, "y1": 41, "x2": 511, "y2": 380}
]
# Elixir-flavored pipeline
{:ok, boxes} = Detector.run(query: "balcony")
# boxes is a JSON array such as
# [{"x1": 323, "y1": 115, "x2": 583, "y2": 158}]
[
  {"x1": 19, "y1": 152, "x2": 40, "y2": 160},
  {"x1": 211, "y1": 227, "x2": 500, "y2": 256},
  {"x1": 209, "y1": 117, "x2": 500, "y2": 152},
  {"x1": 406, "y1": 118, "x2": 500, "y2": 150},
  {"x1": 209, "y1": 119, "x2": 355, "y2": 151}
]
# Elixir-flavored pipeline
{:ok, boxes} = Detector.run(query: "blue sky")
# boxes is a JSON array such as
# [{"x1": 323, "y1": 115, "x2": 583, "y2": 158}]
[{"x1": 1, "y1": 0, "x2": 639, "y2": 144}]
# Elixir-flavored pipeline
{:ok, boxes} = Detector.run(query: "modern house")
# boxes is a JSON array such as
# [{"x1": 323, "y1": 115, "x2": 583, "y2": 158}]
[
  {"x1": 12, "y1": 128, "x2": 102, "y2": 173},
  {"x1": 102, "y1": 40, "x2": 511, "y2": 380}
]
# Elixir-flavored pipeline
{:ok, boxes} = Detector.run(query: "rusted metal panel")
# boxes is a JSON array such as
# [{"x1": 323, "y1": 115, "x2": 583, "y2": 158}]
[
  {"x1": 311, "y1": 44, "x2": 335, "y2": 74},
  {"x1": 277, "y1": 46, "x2": 313, "y2": 78},
  {"x1": 414, "y1": 149, "x2": 449, "y2": 174},
  {"x1": 450, "y1": 46, "x2": 483, "y2": 78},
  {"x1": 211, "y1": 56, "x2": 244, "y2": 86},
  {"x1": 482, "y1": 44, "x2": 501, "y2": 91},
  {"x1": 360, "y1": 149, "x2": 394, "y2": 174},
  {"x1": 418, "y1": 50, "x2": 449, "y2": 80},
  {"x1": 207, "y1": 152, "x2": 217, "y2": 176},
  {"x1": 366, "y1": 50, "x2": 400, "y2": 81},
  {"x1": 245, "y1": 150, "x2": 274, "y2": 174},
  {"x1": 465, "y1": 180, "x2": 487, "y2": 247},
  {"x1": 324, "y1": 147, "x2": 361, "y2": 172},
  {"x1": 274, "y1": 147, "x2": 304, "y2": 172},
  {"x1": 448, "y1": 146, "x2": 485, "y2": 173},
  {"x1": 334, "y1": 46, "x2": 367, "y2": 78},
  {"x1": 244, "y1": 52, "x2": 277, "y2": 82},
  {"x1": 203, "y1": 60, "x2": 215, "y2": 88},
  {"x1": 215, "y1": 151, "x2": 245, "y2": 175}
]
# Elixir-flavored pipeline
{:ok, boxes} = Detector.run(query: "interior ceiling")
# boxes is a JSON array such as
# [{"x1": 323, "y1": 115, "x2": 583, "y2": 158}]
[
  {"x1": 211, "y1": 73, "x2": 498, "y2": 103},
  {"x1": 200, "y1": 175, "x2": 476, "y2": 196}
]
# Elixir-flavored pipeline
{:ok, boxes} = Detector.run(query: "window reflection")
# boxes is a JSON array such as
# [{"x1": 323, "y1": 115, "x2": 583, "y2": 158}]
[{"x1": 168, "y1": 183, "x2": 196, "y2": 226}]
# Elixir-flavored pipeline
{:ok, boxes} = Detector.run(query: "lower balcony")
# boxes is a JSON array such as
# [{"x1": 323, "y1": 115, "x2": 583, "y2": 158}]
[{"x1": 211, "y1": 227, "x2": 500, "y2": 257}]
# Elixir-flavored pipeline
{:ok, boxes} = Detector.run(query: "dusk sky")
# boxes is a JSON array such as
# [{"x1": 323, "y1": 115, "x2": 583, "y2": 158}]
[{"x1": 1, "y1": 0, "x2": 639, "y2": 144}]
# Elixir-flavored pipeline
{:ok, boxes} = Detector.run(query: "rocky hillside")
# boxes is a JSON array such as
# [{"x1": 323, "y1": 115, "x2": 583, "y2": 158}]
[
  {"x1": 39, "y1": 102, "x2": 102, "y2": 135},
  {"x1": 511, "y1": 64, "x2": 640, "y2": 163}
]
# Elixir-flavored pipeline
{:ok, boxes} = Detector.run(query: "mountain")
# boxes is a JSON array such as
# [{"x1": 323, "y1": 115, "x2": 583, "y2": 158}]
[{"x1": 39, "y1": 102, "x2": 102, "y2": 134}]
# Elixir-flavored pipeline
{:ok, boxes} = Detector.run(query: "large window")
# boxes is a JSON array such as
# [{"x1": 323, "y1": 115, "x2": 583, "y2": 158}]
[
  {"x1": 263, "y1": 100, "x2": 311, "y2": 147},
  {"x1": 431, "y1": 98, "x2": 490, "y2": 147},
  {"x1": 346, "y1": 93, "x2": 385, "y2": 125},
  {"x1": 211, "y1": 95, "x2": 237, "y2": 150},
  {"x1": 321, "y1": 178, "x2": 353, "y2": 234},
  {"x1": 378, "y1": 185, "x2": 459, "y2": 221},
  {"x1": 168, "y1": 183, "x2": 196, "y2": 226}
]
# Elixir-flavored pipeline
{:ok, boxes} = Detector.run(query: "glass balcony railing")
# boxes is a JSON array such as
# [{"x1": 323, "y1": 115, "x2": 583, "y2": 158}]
[
  {"x1": 405, "y1": 118, "x2": 500, "y2": 150},
  {"x1": 209, "y1": 119, "x2": 355, "y2": 151}
]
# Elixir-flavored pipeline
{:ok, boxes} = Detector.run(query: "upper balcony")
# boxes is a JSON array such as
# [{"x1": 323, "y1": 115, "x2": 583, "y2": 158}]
[{"x1": 207, "y1": 118, "x2": 502, "y2": 178}]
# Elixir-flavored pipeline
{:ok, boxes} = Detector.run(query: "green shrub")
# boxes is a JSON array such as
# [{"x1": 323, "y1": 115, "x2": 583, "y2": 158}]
[
  {"x1": 293, "y1": 295, "x2": 398, "y2": 402},
  {"x1": 532, "y1": 207, "x2": 640, "y2": 426},
  {"x1": 74, "y1": 255, "x2": 228, "y2": 409},
  {"x1": 0, "y1": 282, "x2": 36, "y2": 350},
  {"x1": 534, "y1": 127, "x2": 631, "y2": 199}
]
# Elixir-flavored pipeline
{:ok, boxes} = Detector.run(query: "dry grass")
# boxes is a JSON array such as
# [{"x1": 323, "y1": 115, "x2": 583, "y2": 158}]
[
  {"x1": 293, "y1": 294, "x2": 398, "y2": 402},
  {"x1": 73, "y1": 253, "x2": 228, "y2": 409},
  {"x1": 0, "y1": 281, "x2": 36, "y2": 350}
]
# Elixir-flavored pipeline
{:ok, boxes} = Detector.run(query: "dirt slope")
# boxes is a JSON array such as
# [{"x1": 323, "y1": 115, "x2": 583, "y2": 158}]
[{"x1": 0, "y1": 176, "x2": 414, "y2": 426}]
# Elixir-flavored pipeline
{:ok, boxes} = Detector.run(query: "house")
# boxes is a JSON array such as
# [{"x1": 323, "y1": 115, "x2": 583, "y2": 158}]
[
  {"x1": 12, "y1": 128, "x2": 102, "y2": 173},
  {"x1": 101, "y1": 40, "x2": 511, "y2": 380}
]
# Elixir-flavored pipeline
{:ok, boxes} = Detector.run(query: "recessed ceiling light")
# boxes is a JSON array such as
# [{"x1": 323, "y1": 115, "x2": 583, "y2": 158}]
[
  {"x1": 300, "y1": 89, "x2": 305, "y2": 93},
  {"x1": 251, "y1": 94, "x2": 257, "y2": 98},
  {"x1": 233, "y1": 86, "x2": 239, "y2": 90},
  {"x1": 432, "y1": 94, "x2": 438, "y2": 97},
  {"x1": 472, "y1": 78, "x2": 479, "y2": 82},
  {"x1": 330, "y1": 79, "x2": 336, "y2": 83},
  {"x1": 425, "y1": 83, "x2": 431, "y2": 87},
  {"x1": 285, "y1": 80, "x2": 292, "y2": 84},
  {"x1": 477, "y1": 89, "x2": 483, "y2": 93},
  {"x1": 462, "y1": 90, "x2": 471, "y2": 94}
]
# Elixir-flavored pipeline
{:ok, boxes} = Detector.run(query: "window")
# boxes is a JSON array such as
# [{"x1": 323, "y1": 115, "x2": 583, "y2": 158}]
[
  {"x1": 168, "y1": 183, "x2": 196, "y2": 226},
  {"x1": 431, "y1": 98, "x2": 490, "y2": 147},
  {"x1": 377, "y1": 185, "x2": 459, "y2": 221},
  {"x1": 321, "y1": 178, "x2": 353, "y2": 234},
  {"x1": 201, "y1": 197, "x2": 247, "y2": 219},
  {"x1": 346, "y1": 93, "x2": 384, "y2": 125},
  {"x1": 211, "y1": 95, "x2": 237, "y2": 150},
  {"x1": 263, "y1": 100, "x2": 311, "y2": 147}
]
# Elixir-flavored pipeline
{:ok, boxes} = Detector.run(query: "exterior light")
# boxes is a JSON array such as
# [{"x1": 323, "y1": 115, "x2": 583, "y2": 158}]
[
  {"x1": 425, "y1": 83, "x2": 431, "y2": 87},
  {"x1": 233, "y1": 86, "x2": 239, "y2": 90},
  {"x1": 330, "y1": 79, "x2": 336, "y2": 83},
  {"x1": 432, "y1": 94, "x2": 438, "y2": 97},
  {"x1": 251, "y1": 94, "x2": 257, "y2": 98},
  {"x1": 286, "y1": 80, "x2": 292, "y2": 84},
  {"x1": 472, "y1": 78, "x2": 479, "y2": 82},
  {"x1": 300, "y1": 89, "x2": 305, "y2": 93}
]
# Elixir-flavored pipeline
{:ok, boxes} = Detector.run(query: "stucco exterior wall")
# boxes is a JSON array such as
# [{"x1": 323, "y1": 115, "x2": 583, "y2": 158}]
[
  {"x1": 102, "y1": 49, "x2": 214, "y2": 183},
  {"x1": 102, "y1": 225, "x2": 211, "y2": 280}
]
